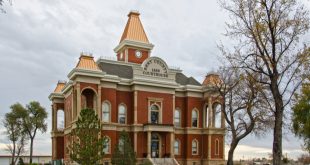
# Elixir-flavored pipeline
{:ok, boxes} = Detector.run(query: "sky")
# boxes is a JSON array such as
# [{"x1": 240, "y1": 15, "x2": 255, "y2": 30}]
[{"x1": 0, "y1": 0, "x2": 309, "y2": 160}]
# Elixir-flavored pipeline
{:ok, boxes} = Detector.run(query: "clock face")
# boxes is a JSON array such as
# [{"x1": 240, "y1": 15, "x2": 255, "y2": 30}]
[{"x1": 135, "y1": 50, "x2": 142, "y2": 58}]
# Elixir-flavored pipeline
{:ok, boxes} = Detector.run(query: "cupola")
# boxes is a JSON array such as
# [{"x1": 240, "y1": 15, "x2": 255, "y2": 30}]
[{"x1": 114, "y1": 11, "x2": 154, "y2": 64}]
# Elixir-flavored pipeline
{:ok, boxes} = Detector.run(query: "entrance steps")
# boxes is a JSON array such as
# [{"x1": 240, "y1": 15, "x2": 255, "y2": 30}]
[{"x1": 148, "y1": 158, "x2": 179, "y2": 165}]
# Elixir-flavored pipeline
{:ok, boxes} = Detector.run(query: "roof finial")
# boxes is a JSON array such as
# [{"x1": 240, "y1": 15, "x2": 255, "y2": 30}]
[{"x1": 128, "y1": 10, "x2": 140, "y2": 17}]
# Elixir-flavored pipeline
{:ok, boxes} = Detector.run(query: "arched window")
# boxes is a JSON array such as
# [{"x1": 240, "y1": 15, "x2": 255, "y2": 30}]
[
  {"x1": 174, "y1": 109, "x2": 181, "y2": 127},
  {"x1": 192, "y1": 139, "x2": 198, "y2": 155},
  {"x1": 57, "y1": 110, "x2": 64, "y2": 130},
  {"x1": 103, "y1": 137, "x2": 111, "y2": 154},
  {"x1": 102, "y1": 102, "x2": 110, "y2": 122},
  {"x1": 192, "y1": 109, "x2": 198, "y2": 128},
  {"x1": 174, "y1": 140, "x2": 180, "y2": 155},
  {"x1": 214, "y1": 104, "x2": 222, "y2": 128},
  {"x1": 150, "y1": 104, "x2": 159, "y2": 124},
  {"x1": 119, "y1": 138, "x2": 124, "y2": 153},
  {"x1": 118, "y1": 104, "x2": 126, "y2": 124},
  {"x1": 215, "y1": 139, "x2": 220, "y2": 156}
]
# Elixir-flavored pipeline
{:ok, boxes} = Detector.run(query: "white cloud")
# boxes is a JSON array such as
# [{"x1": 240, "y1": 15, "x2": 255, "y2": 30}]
[{"x1": 0, "y1": 0, "x2": 309, "y2": 159}]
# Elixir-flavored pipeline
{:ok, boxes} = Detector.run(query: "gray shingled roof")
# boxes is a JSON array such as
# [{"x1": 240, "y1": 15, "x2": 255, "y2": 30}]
[
  {"x1": 176, "y1": 73, "x2": 201, "y2": 86},
  {"x1": 98, "y1": 62, "x2": 133, "y2": 79},
  {"x1": 98, "y1": 61, "x2": 201, "y2": 86}
]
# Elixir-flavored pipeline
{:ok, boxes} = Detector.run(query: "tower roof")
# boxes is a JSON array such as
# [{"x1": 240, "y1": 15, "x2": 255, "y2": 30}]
[
  {"x1": 203, "y1": 73, "x2": 223, "y2": 86},
  {"x1": 53, "y1": 81, "x2": 66, "y2": 93},
  {"x1": 75, "y1": 54, "x2": 100, "y2": 71},
  {"x1": 119, "y1": 11, "x2": 149, "y2": 43}
]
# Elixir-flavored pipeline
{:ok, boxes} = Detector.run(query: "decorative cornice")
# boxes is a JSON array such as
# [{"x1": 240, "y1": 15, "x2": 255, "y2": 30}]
[{"x1": 114, "y1": 39, "x2": 154, "y2": 53}]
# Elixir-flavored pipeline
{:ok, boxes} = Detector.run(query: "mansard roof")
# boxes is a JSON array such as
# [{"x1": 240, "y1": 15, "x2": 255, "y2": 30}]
[
  {"x1": 97, "y1": 60, "x2": 201, "y2": 86},
  {"x1": 76, "y1": 55, "x2": 100, "y2": 71},
  {"x1": 53, "y1": 81, "x2": 66, "y2": 93}
]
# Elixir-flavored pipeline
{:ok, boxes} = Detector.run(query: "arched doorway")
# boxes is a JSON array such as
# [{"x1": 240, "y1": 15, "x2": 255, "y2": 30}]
[
  {"x1": 81, "y1": 88, "x2": 97, "y2": 110},
  {"x1": 151, "y1": 133, "x2": 161, "y2": 158}
]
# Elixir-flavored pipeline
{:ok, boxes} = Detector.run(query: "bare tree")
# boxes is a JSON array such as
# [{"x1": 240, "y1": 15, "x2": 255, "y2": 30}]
[
  {"x1": 0, "y1": 0, "x2": 11, "y2": 13},
  {"x1": 214, "y1": 67, "x2": 271, "y2": 165},
  {"x1": 219, "y1": 0, "x2": 310, "y2": 164}
]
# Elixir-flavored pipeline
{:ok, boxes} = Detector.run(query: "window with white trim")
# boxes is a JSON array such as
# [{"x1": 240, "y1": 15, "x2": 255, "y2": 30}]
[
  {"x1": 214, "y1": 104, "x2": 222, "y2": 128},
  {"x1": 57, "y1": 110, "x2": 64, "y2": 130},
  {"x1": 174, "y1": 109, "x2": 181, "y2": 127},
  {"x1": 102, "y1": 102, "x2": 110, "y2": 122},
  {"x1": 119, "y1": 138, "x2": 124, "y2": 153},
  {"x1": 118, "y1": 104, "x2": 126, "y2": 124},
  {"x1": 174, "y1": 140, "x2": 180, "y2": 155},
  {"x1": 192, "y1": 109, "x2": 198, "y2": 127},
  {"x1": 192, "y1": 139, "x2": 198, "y2": 155},
  {"x1": 103, "y1": 137, "x2": 110, "y2": 154},
  {"x1": 150, "y1": 104, "x2": 159, "y2": 124},
  {"x1": 215, "y1": 139, "x2": 220, "y2": 155}
]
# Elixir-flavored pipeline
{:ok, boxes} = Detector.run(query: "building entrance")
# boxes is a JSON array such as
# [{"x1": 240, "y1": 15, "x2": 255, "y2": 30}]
[{"x1": 151, "y1": 134, "x2": 160, "y2": 158}]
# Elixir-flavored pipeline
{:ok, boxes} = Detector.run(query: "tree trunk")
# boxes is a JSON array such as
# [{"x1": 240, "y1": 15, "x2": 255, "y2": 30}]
[
  {"x1": 29, "y1": 138, "x2": 34, "y2": 164},
  {"x1": 273, "y1": 106, "x2": 283, "y2": 165},
  {"x1": 271, "y1": 80, "x2": 284, "y2": 165},
  {"x1": 11, "y1": 141, "x2": 16, "y2": 165},
  {"x1": 227, "y1": 140, "x2": 238, "y2": 165}
]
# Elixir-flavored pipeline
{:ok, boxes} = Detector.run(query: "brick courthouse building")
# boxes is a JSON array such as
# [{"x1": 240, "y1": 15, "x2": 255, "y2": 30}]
[{"x1": 49, "y1": 11, "x2": 225, "y2": 165}]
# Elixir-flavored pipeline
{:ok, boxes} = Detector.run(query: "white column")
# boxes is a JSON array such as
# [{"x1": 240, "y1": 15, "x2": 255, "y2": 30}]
[
  {"x1": 172, "y1": 95, "x2": 175, "y2": 126},
  {"x1": 134, "y1": 91, "x2": 138, "y2": 124},
  {"x1": 52, "y1": 105, "x2": 56, "y2": 131},
  {"x1": 222, "y1": 135, "x2": 225, "y2": 159},
  {"x1": 147, "y1": 131, "x2": 151, "y2": 158},
  {"x1": 208, "y1": 135, "x2": 211, "y2": 159},
  {"x1": 170, "y1": 133, "x2": 175, "y2": 158},
  {"x1": 134, "y1": 132, "x2": 137, "y2": 153},
  {"x1": 203, "y1": 103, "x2": 206, "y2": 128},
  {"x1": 76, "y1": 83, "x2": 81, "y2": 118},
  {"x1": 97, "y1": 85, "x2": 101, "y2": 118},
  {"x1": 208, "y1": 97, "x2": 213, "y2": 127}
]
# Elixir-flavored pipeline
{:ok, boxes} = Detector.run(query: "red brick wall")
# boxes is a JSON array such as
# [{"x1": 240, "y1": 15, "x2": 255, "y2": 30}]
[
  {"x1": 137, "y1": 132, "x2": 147, "y2": 158},
  {"x1": 80, "y1": 82, "x2": 98, "y2": 92},
  {"x1": 137, "y1": 91, "x2": 173, "y2": 124},
  {"x1": 185, "y1": 134, "x2": 202, "y2": 159},
  {"x1": 101, "y1": 88, "x2": 117, "y2": 122},
  {"x1": 175, "y1": 134, "x2": 186, "y2": 158},
  {"x1": 175, "y1": 97, "x2": 186, "y2": 127},
  {"x1": 127, "y1": 48, "x2": 149, "y2": 64},
  {"x1": 116, "y1": 91, "x2": 133, "y2": 124},
  {"x1": 186, "y1": 97, "x2": 204, "y2": 128},
  {"x1": 211, "y1": 134, "x2": 224, "y2": 159},
  {"x1": 55, "y1": 137, "x2": 64, "y2": 160},
  {"x1": 102, "y1": 130, "x2": 117, "y2": 158}
]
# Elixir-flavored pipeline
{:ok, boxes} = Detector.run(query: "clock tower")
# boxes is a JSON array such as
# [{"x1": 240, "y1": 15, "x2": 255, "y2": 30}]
[{"x1": 114, "y1": 11, "x2": 154, "y2": 64}]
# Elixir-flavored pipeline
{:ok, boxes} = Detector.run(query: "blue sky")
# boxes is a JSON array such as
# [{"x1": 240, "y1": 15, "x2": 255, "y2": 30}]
[{"x1": 0, "y1": 0, "x2": 309, "y2": 160}]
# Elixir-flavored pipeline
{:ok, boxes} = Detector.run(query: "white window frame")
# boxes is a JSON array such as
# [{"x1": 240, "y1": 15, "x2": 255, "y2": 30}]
[
  {"x1": 174, "y1": 139, "x2": 180, "y2": 155},
  {"x1": 102, "y1": 101, "x2": 111, "y2": 123},
  {"x1": 213, "y1": 103, "x2": 222, "y2": 128},
  {"x1": 118, "y1": 104, "x2": 127, "y2": 124},
  {"x1": 174, "y1": 108, "x2": 181, "y2": 127},
  {"x1": 192, "y1": 139, "x2": 198, "y2": 155},
  {"x1": 150, "y1": 104, "x2": 160, "y2": 124},
  {"x1": 191, "y1": 109, "x2": 199, "y2": 128},
  {"x1": 215, "y1": 139, "x2": 220, "y2": 156},
  {"x1": 103, "y1": 136, "x2": 111, "y2": 154}
]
